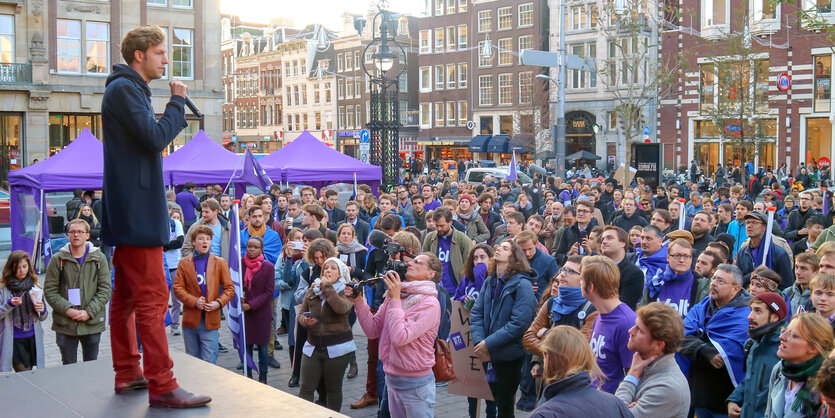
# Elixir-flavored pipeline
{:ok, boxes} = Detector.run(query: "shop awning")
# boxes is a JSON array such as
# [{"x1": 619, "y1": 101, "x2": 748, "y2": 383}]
[
  {"x1": 510, "y1": 136, "x2": 534, "y2": 153},
  {"x1": 487, "y1": 135, "x2": 510, "y2": 154},
  {"x1": 468, "y1": 135, "x2": 491, "y2": 152},
  {"x1": 222, "y1": 140, "x2": 232, "y2": 146}
]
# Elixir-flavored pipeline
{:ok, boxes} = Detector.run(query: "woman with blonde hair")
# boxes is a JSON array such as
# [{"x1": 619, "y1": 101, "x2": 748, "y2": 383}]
[
  {"x1": 75, "y1": 204, "x2": 101, "y2": 246},
  {"x1": 240, "y1": 193, "x2": 255, "y2": 220},
  {"x1": 530, "y1": 326, "x2": 632, "y2": 417},
  {"x1": 764, "y1": 313, "x2": 834, "y2": 417}
]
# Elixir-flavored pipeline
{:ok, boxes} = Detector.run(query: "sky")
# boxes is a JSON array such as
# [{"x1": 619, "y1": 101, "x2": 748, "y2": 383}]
[{"x1": 219, "y1": 0, "x2": 425, "y2": 31}]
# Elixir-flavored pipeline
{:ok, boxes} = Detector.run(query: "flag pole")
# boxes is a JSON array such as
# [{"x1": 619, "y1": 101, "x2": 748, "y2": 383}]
[
  {"x1": 678, "y1": 198, "x2": 686, "y2": 231},
  {"x1": 762, "y1": 207, "x2": 776, "y2": 267},
  {"x1": 233, "y1": 201, "x2": 248, "y2": 377},
  {"x1": 223, "y1": 151, "x2": 247, "y2": 196}
]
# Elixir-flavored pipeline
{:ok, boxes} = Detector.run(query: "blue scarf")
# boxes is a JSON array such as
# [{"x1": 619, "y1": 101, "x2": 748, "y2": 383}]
[
  {"x1": 646, "y1": 266, "x2": 693, "y2": 299},
  {"x1": 635, "y1": 243, "x2": 668, "y2": 279},
  {"x1": 550, "y1": 286, "x2": 587, "y2": 323},
  {"x1": 750, "y1": 241, "x2": 774, "y2": 270}
]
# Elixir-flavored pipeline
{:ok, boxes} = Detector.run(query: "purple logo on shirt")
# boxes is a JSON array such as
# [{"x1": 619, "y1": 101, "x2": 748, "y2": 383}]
[{"x1": 450, "y1": 332, "x2": 466, "y2": 351}]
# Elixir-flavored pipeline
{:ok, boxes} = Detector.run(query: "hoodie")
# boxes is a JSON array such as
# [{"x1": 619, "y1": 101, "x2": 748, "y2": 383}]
[{"x1": 101, "y1": 64, "x2": 188, "y2": 247}]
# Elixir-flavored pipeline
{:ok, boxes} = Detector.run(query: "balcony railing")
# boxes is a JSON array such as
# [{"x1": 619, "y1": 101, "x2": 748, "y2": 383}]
[{"x1": 0, "y1": 63, "x2": 32, "y2": 83}]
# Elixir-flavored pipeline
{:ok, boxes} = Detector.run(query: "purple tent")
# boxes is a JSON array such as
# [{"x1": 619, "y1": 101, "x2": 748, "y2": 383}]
[
  {"x1": 163, "y1": 130, "x2": 245, "y2": 187},
  {"x1": 259, "y1": 130, "x2": 381, "y2": 191},
  {"x1": 8, "y1": 128, "x2": 103, "y2": 259}
]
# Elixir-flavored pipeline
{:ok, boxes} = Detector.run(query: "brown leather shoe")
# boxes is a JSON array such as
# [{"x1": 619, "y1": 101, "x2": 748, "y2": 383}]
[
  {"x1": 114, "y1": 376, "x2": 148, "y2": 394},
  {"x1": 350, "y1": 393, "x2": 378, "y2": 409},
  {"x1": 149, "y1": 388, "x2": 211, "y2": 409}
]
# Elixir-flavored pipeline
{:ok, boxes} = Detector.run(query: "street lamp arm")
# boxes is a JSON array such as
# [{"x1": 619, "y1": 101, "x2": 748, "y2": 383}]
[{"x1": 535, "y1": 74, "x2": 558, "y2": 85}]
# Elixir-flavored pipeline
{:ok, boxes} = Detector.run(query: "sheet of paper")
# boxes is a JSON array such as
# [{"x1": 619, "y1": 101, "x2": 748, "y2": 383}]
[{"x1": 68, "y1": 288, "x2": 81, "y2": 306}]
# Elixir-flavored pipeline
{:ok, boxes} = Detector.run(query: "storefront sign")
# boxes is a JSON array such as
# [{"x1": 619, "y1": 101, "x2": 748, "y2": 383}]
[
  {"x1": 448, "y1": 301, "x2": 494, "y2": 401},
  {"x1": 821, "y1": 157, "x2": 831, "y2": 169},
  {"x1": 337, "y1": 130, "x2": 359, "y2": 137},
  {"x1": 724, "y1": 121, "x2": 743, "y2": 137},
  {"x1": 417, "y1": 140, "x2": 458, "y2": 146},
  {"x1": 634, "y1": 143, "x2": 663, "y2": 189}
]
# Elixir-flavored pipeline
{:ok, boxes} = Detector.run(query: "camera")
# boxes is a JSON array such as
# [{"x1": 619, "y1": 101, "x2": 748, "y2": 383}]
[{"x1": 346, "y1": 260, "x2": 409, "y2": 299}]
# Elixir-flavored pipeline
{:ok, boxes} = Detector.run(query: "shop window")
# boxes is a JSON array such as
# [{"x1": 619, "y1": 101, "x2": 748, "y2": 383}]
[
  {"x1": 815, "y1": 55, "x2": 831, "y2": 113},
  {"x1": 49, "y1": 114, "x2": 102, "y2": 155},
  {"x1": 500, "y1": 115, "x2": 513, "y2": 134},
  {"x1": 807, "y1": 118, "x2": 832, "y2": 166},
  {"x1": 0, "y1": 113, "x2": 21, "y2": 187},
  {"x1": 699, "y1": 64, "x2": 715, "y2": 115},
  {"x1": 480, "y1": 116, "x2": 493, "y2": 134}
]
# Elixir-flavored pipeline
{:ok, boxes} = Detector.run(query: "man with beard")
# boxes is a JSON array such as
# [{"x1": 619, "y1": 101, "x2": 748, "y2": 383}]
[
  {"x1": 786, "y1": 191, "x2": 820, "y2": 242},
  {"x1": 641, "y1": 239, "x2": 709, "y2": 317},
  {"x1": 629, "y1": 225, "x2": 668, "y2": 281},
  {"x1": 736, "y1": 211, "x2": 795, "y2": 289},
  {"x1": 690, "y1": 211, "x2": 715, "y2": 260},
  {"x1": 694, "y1": 250, "x2": 723, "y2": 281},
  {"x1": 726, "y1": 292, "x2": 787, "y2": 418}
]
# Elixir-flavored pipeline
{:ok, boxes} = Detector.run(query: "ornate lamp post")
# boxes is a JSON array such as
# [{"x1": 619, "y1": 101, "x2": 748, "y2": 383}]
[{"x1": 362, "y1": 1, "x2": 406, "y2": 191}]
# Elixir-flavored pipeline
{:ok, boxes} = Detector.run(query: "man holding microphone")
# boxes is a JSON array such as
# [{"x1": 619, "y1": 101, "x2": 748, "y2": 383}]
[{"x1": 101, "y1": 25, "x2": 209, "y2": 408}]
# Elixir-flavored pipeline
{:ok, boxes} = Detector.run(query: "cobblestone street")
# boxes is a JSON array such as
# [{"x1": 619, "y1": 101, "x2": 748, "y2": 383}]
[{"x1": 37, "y1": 310, "x2": 531, "y2": 418}]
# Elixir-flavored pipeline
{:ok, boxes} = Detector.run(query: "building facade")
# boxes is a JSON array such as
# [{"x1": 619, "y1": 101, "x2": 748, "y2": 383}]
[
  {"x1": 0, "y1": 0, "x2": 223, "y2": 185},
  {"x1": 658, "y1": 0, "x2": 835, "y2": 174}
]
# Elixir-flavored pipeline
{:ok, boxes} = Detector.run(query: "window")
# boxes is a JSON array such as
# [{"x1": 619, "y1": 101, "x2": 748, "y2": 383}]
[
  {"x1": 815, "y1": 55, "x2": 831, "y2": 113},
  {"x1": 479, "y1": 75, "x2": 493, "y2": 106},
  {"x1": 498, "y1": 38, "x2": 512, "y2": 66},
  {"x1": 519, "y1": 72, "x2": 533, "y2": 103},
  {"x1": 355, "y1": 106, "x2": 362, "y2": 128},
  {"x1": 420, "y1": 102, "x2": 432, "y2": 127},
  {"x1": 446, "y1": 27, "x2": 456, "y2": 51},
  {"x1": 448, "y1": 0, "x2": 456, "y2": 14},
  {"x1": 499, "y1": 73, "x2": 512, "y2": 105},
  {"x1": 753, "y1": 0, "x2": 776, "y2": 19},
  {"x1": 519, "y1": 3, "x2": 534, "y2": 27},
  {"x1": 0, "y1": 15, "x2": 13, "y2": 63},
  {"x1": 346, "y1": 77, "x2": 354, "y2": 98},
  {"x1": 518, "y1": 35, "x2": 533, "y2": 64},
  {"x1": 338, "y1": 107, "x2": 345, "y2": 129},
  {"x1": 570, "y1": 44, "x2": 587, "y2": 89},
  {"x1": 356, "y1": 78, "x2": 362, "y2": 96},
  {"x1": 301, "y1": 84, "x2": 308, "y2": 105},
  {"x1": 346, "y1": 105, "x2": 354, "y2": 128},
  {"x1": 85, "y1": 22, "x2": 108, "y2": 74},
  {"x1": 446, "y1": 64, "x2": 456, "y2": 89},
  {"x1": 419, "y1": 30, "x2": 431, "y2": 54},
  {"x1": 337, "y1": 53, "x2": 344, "y2": 71},
  {"x1": 435, "y1": 28, "x2": 444, "y2": 53},
  {"x1": 457, "y1": 63, "x2": 468, "y2": 88},
  {"x1": 498, "y1": 7, "x2": 512, "y2": 30},
  {"x1": 704, "y1": 0, "x2": 727, "y2": 26},
  {"x1": 354, "y1": 52, "x2": 360, "y2": 69},
  {"x1": 147, "y1": 0, "x2": 166, "y2": 5},
  {"x1": 569, "y1": 5, "x2": 588, "y2": 30},
  {"x1": 436, "y1": 0, "x2": 444, "y2": 16},
  {"x1": 459, "y1": 0, "x2": 467, "y2": 13},
  {"x1": 478, "y1": 41, "x2": 492, "y2": 67},
  {"x1": 315, "y1": 112, "x2": 322, "y2": 130},
  {"x1": 293, "y1": 86, "x2": 300, "y2": 106},
  {"x1": 172, "y1": 28, "x2": 193, "y2": 78},
  {"x1": 337, "y1": 79, "x2": 345, "y2": 99},
  {"x1": 420, "y1": 66, "x2": 431, "y2": 91},
  {"x1": 286, "y1": 86, "x2": 292, "y2": 105},
  {"x1": 344, "y1": 53, "x2": 352, "y2": 71},
  {"x1": 172, "y1": 0, "x2": 192, "y2": 7},
  {"x1": 754, "y1": 59, "x2": 769, "y2": 113},
  {"x1": 435, "y1": 65, "x2": 445, "y2": 90},
  {"x1": 325, "y1": 82, "x2": 332, "y2": 102},
  {"x1": 816, "y1": 0, "x2": 832, "y2": 13},
  {"x1": 446, "y1": 102, "x2": 456, "y2": 126},
  {"x1": 478, "y1": 10, "x2": 492, "y2": 33},
  {"x1": 457, "y1": 24, "x2": 467, "y2": 49},
  {"x1": 458, "y1": 101, "x2": 468, "y2": 126},
  {"x1": 314, "y1": 83, "x2": 321, "y2": 104},
  {"x1": 57, "y1": 19, "x2": 81, "y2": 72},
  {"x1": 435, "y1": 102, "x2": 444, "y2": 126}
]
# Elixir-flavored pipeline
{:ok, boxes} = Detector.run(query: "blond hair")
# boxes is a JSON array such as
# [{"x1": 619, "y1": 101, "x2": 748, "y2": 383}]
[
  {"x1": 810, "y1": 273, "x2": 835, "y2": 292},
  {"x1": 581, "y1": 255, "x2": 620, "y2": 299},
  {"x1": 541, "y1": 326, "x2": 602, "y2": 385},
  {"x1": 121, "y1": 26, "x2": 165, "y2": 64},
  {"x1": 790, "y1": 313, "x2": 835, "y2": 359}
]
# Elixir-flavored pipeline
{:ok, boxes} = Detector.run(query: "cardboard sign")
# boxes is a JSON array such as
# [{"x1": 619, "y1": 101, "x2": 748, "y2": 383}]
[{"x1": 447, "y1": 301, "x2": 494, "y2": 401}]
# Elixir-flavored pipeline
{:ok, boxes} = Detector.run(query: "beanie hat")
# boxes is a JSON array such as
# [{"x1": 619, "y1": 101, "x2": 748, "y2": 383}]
[
  {"x1": 752, "y1": 292, "x2": 788, "y2": 321},
  {"x1": 458, "y1": 194, "x2": 475, "y2": 205},
  {"x1": 715, "y1": 233, "x2": 736, "y2": 252}
]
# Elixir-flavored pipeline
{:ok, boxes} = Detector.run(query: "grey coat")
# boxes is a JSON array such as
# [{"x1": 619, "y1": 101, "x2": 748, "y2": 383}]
[
  {"x1": 614, "y1": 353, "x2": 690, "y2": 418},
  {"x1": 0, "y1": 284, "x2": 48, "y2": 372}
]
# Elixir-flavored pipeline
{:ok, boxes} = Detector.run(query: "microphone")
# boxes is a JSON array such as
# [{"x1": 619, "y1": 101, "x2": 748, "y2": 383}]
[
  {"x1": 368, "y1": 229, "x2": 392, "y2": 250},
  {"x1": 184, "y1": 95, "x2": 203, "y2": 118}
]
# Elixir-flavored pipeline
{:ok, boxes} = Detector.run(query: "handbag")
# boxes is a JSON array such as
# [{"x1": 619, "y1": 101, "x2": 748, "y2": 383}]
[{"x1": 432, "y1": 338, "x2": 456, "y2": 382}]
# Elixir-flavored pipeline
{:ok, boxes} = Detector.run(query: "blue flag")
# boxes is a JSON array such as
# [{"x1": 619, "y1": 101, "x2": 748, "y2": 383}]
[
  {"x1": 241, "y1": 148, "x2": 273, "y2": 193},
  {"x1": 351, "y1": 172, "x2": 358, "y2": 201},
  {"x1": 825, "y1": 189, "x2": 830, "y2": 215},
  {"x1": 227, "y1": 203, "x2": 258, "y2": 374},
  {"x1": 506, "y1": 151, "x2": 518, "y2": 182}
]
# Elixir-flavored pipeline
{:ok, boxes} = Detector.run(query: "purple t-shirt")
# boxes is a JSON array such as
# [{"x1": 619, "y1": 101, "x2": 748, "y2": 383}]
[
  {"x1": 424, "y1": 200, "x2": 441, "y2": 211},
  {"x1": 437, "y1": 233, "x2": 455, "y2": 294},
  {"x1": 590, "y1": 302, "x2": 637, "y2": 393},
  {"x1": 656, "y1": 274, "x2": 695, "y2": 317},
  {"x1": 194, "y1": 255, "x2": 208, "y2": 298},
  {"x1": 75, "y1": 247, "x2": 89, "y2": 266},
  {"x1": 176, "y1": 191, "x2": 200, "y2": 222}
]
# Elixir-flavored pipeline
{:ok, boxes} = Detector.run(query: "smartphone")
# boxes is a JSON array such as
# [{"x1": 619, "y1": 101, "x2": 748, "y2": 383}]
[
  {"x1": 302, "y1": 312, "x2": 315, "y2": 319},
  {"x1": 291, "y1": 241, "x2": 304, "y2": 250},
  {"x1": 577, "y1": 230, "x2": 587, "y2": 246}
]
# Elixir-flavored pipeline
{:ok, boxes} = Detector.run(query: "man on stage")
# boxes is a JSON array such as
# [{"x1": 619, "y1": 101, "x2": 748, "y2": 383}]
[{"x1": 101, "y1": 25, "x2": 210, "y2": 408}]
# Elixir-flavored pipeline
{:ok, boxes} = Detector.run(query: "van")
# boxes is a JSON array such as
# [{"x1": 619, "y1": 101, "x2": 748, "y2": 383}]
[{"x1": 465, "y1": 167, "x2": 532, "y2": 185}]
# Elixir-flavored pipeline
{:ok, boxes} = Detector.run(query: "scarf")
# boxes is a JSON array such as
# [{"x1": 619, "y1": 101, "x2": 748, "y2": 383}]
[
  {"x1": 248, "y1": 222, "x2": 267, "y2": 238},
  {"x1": 79, "y1": 214, "x2": 97, "y2": 228},
  {"x1": 6, "y1": 276, "x2": 36, "y2": 332},
  {"x1": 646, "y1": 266, "x2": 693, "y2": 299},
  {"x1": 383, "y1": 280, "x2": 438, "y2": 310},
  {"x1": 550, "y1": 286, "x2": 587, "y2": 323},
  {"x1": 312, "y1": 257, "x2": 351, "y2": 304},
  {"x1": 337, "y1": 240, "x2": 366, "y2": 255},
  {"x1": 782, "y1": 355, "x2": 824, "y2": 411},
  {"x1": 457, "y1": 208, "x2": 476, "y2": 223},
  {"x1": 750, "y1": 241, "x2": 774, "y2": 270},
  {"x1": 747, "y1": 319, "x2": 784, "y2": 340},
  {"x1": 242, "y1": 253, "x2": 264, "y2": 290},
  {"x1": 635, "y1": 243, "x2": 669, "y2": 279}
]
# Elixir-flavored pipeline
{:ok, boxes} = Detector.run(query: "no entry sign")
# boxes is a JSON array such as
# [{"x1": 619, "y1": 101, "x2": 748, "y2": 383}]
[{"x1": 777, "y1": 73, "x2": 791, "y2": 92}]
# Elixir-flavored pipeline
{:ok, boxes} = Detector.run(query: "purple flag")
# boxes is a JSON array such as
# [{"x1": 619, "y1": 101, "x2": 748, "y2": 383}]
[
  {"x1": 241, "y1": 148, "x2": 273, "y2": 193},
  {"x1": 824, "y1": 189, "x2": 830, "y2": 215},
  {"x1": 506, "y1": 151, "x2": 518, "y2": 182},
  {"x1": 227, "y1": 203, "x2": 258, "y2": 374},
  {"x1": 39, "y1": 190, "x2": 52, "y2": 272}
]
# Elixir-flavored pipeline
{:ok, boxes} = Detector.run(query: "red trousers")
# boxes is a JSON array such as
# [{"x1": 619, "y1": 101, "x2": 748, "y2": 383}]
[
  {"x1": 111, "y1": 245, "x2": 178, "y2": 396},
  {"x1": 365, "y1": 338, "x2": 378, "y2": 397}
]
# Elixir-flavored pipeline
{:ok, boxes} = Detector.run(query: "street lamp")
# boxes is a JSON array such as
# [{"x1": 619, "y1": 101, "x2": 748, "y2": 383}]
[{"x1": 362, "y1": 1, "x2": 406, "y2": 191}]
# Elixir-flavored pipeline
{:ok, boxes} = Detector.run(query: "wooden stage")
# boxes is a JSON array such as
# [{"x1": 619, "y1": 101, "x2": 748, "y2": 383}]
[{"x1": 0, "y1": 351, "x2": 346, "y2": 417}]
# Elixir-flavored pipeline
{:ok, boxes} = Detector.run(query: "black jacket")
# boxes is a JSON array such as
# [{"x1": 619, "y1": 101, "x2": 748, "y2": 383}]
[
  {"x1": 554, "y1": 219, "x2": 598, "y2": 266},
  {"x1": 326, "y1": 206, "x2": 346, "y2": 231},
  {"x1": 338, "y1": 218, "x2": 370, "y2": 246},
  {"x1": 611, "y1": 212, "x2": 648, "y2": 232},
  {"x1": 101, "y1": 64, "x2": 187, "y2": 247},
  {"x1": 785, "y1": 208, "x2": 821, "y2": 241},
  {"x1": 530, "y1": 372, "x2": 632, "y2": 418},
  {"x1": 617, "y1": 258, "x2": 645, "y2": 311}
]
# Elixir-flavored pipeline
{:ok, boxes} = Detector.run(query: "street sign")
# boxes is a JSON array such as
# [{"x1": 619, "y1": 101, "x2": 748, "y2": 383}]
[
  {"x1": 520, "y1": 49, "x2": 595, "y2": 71},
  {"x1": 821, "y1": 157, "x2": 831, "y2": 168},
  {"x1": 359, "y1": 142, "x2": 370, "y2": 163},
  {"x1": 642, "y1": 126, "x2": 650, "y2": 136},
  {"x1": 466, "y1": 121, "x2": 475, "y2": 130},
  {"x1": 231, "y1": 135, "x2": 237, "y2": 142},
  {"x1": 777, "y1": 73, "x2": 791, "y2": 92},
  {"x1": 360, "y1": 129, "x2": 370, "y2": 143}
]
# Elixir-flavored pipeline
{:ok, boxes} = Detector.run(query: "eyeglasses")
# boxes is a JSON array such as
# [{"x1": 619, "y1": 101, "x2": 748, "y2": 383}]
[
  {"x1": 669, "y1": 253, "x2": 692, "y2": 260},
  {"x1": 576, "y1": 209, "x2": 591, "y2": 214},
  {"x1": 562, "y1": 267, "x2": 581, "y2": 276},
  {"x1": 779, "y1": 327, "x2": 800, "y2": 342},
  {"x1": 67, "y1": 230, "x2": 88, "y2": 235},
  {"x1": 710, "y1": 276, "x2": 734, "y2": 286}
]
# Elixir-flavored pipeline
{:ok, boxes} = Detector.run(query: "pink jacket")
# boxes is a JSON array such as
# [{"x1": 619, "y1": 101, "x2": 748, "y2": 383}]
[{"x1": 354, "y1": 293, "x2": 441, "y2": 377}]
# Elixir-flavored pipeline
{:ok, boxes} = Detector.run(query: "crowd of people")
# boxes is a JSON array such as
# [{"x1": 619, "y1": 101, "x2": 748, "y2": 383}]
[{"x1": 10, "y1": 158, "x2": 835, "y2": 417}]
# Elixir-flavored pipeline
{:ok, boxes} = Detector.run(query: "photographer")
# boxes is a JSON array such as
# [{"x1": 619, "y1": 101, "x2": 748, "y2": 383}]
[{"x1": 347, "y1": 251, "x2": 443, "y2": 417}]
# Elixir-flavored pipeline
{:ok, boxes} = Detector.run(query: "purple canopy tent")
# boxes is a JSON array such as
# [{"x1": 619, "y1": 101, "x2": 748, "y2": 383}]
[
  {"x1": 163, "y1": 130, "x2": 244, "y2": 187},
  {"x1": 259, "y1": 130, "x2": 381, "y2": 192},
  {"x1": 8, "y1": 128, "x2": 104, "y2": 260}
]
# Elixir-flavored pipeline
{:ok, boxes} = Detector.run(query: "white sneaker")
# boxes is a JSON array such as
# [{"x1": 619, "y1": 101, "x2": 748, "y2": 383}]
[{"x1": 171, "y1": 325, "x2": 181, "y2": 336}]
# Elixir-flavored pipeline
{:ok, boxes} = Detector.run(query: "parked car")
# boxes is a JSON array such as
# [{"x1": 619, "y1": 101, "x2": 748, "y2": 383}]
[{"x1": 465, "y1": 167, "x2": 532, "y2": 185}]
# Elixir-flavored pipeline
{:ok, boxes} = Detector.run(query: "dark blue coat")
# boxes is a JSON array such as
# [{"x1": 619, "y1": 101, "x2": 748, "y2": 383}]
[
  {"x1": 530, "y1": 372, "x2": 633, "y2": 418},
  {"x1": 528, "y1": 249, "x2": 559, "y2": 300},
  {"x1": 736, "y1": 241, "x2": 795, "y2": 290},
  {"x1": 470, "y1": 271, "x2": 536, "y2": 361},
  {"x1": 101, "y1": 64, "x2": 187, "y2": 247}
]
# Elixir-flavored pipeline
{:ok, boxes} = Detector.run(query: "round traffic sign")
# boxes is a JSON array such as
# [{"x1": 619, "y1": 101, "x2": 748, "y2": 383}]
[
  {"x1": 360, "y1": 129, "x2": 370, "y2": 143},
  {"x1": 361, "y1": 154, "x2": 368, "y2": 162},
  {"x1": 821, "y1": 157, "x2": 831, "y2": 168},
  {"x1": 777, "y1": 73, "x2": 791, "y2": 92},
  {"x1": 467, "y1": 121, "x2": 475, "y2": 130}
]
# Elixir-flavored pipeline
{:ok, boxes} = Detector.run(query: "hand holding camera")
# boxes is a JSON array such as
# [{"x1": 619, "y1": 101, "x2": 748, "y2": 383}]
[{"x1": 382, "y1": 271, "x2": 402, "y2": 301}]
